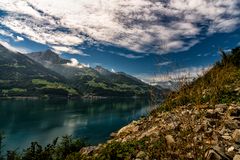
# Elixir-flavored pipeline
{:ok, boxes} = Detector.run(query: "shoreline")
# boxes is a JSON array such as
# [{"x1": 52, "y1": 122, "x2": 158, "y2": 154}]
[{"x1": 0, "y1": 95, "x2": 152, "y2": 100}]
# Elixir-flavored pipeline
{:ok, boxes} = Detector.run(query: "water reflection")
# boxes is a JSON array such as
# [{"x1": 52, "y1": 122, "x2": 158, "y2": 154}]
[{"x1": 0, "y1": 98, "x2": 154, "y2": 150}]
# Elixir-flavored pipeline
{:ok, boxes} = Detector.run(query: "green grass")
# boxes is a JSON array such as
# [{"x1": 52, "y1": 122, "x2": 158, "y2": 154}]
[
  {"x1": 0, "y1": 80, "x2": 10, "y2": 83},
  {"x1": 87, "y1": 80, "x2": 108, "y2": 89},
  {"x1": 2, "y1": 88, "x2": 27, "y2": 94},
  {"x1": 32, "y1": 79, "x2": 78, "y2": 95},
  {"x1": 0, "y1": 64, "x2": 26, "y2": 68}
]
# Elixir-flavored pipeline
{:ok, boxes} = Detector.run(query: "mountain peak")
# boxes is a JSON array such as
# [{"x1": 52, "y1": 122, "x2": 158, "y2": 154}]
[
  {"x1": 95, "y1": 65, "x2": 113, "y2": 76},
  {"x1": 28, "y1": 50, "x2": 70, "y2": 64},
  {"x1": 45, "y1": 49, "x2": 56, "y2": 55}
]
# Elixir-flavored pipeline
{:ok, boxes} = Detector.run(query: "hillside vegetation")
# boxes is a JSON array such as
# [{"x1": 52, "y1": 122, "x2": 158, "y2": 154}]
[
  {"x1": 160, "y1": 47, "x2": 240, "y2": 111},
  {"x1": 0, "y1": 45, "x2": 165, "y2": 99},
  {"x1": 27, "y1": 50, "x2": 165, "y2": 98},
  {"x1": 0, "y1": 45, "x2": 80, "y2": 98}
]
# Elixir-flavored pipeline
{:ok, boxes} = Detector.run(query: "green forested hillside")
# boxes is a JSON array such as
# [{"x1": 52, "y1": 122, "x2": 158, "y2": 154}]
[
  {"x1": 0, "y1": 45, "x2": 80, "y2": 98},
  {"x1": 28, "y1": 50, "x2": 165, "y2": 98}
]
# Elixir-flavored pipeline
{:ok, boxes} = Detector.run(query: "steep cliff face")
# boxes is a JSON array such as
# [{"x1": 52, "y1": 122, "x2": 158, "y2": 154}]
[{"x1": 75, "y1": 48, "x2": 240, "y2": 159}]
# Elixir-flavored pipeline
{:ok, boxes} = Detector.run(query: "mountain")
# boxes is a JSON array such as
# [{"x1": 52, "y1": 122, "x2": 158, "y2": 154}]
[
  {"x1": 95, "y1": 66, "x2": 113, "y2": 76},
  {"x1": 28, "y1": 50, "x2": 164, "y2": 98},
  {"x1": 28, "y1": 49, "x2": 70, "y2": 64},
  {"x1": 0, "y1": 45, "x2": 80, "y2": 98},
  {"x1": 150, "y1": 80, "x2": 181, "y2": 91}
]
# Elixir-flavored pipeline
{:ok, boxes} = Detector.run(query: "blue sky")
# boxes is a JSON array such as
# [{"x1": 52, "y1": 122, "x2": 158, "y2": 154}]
[{"x1": 0, "y1": 0, "x2": 239, "y2": 82}]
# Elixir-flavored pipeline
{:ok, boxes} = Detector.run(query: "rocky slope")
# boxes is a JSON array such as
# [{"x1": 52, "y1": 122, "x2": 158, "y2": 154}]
[{"x1": 68, "y1": 47, "x2": 240, "y2": 160}]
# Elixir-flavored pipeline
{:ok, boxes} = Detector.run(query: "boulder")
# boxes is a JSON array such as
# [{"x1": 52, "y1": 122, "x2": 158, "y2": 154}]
[
  {"x1": 215, "y1": 104, "x2": 227, "y2": 112},
  {"x1": 205, "y1": 109, "x2": 222, "y2": 119},
  {"x1": 229, "y1": 107, "x2": 240, "y2": 117},
  {"x1": 136, "y1": 151, "x2": 146, "y2": 158},
  {"x1": 222, "y1": 135, "x2": 232, "y2": 141},
  {"x1": 79, "y1": 146, "x2": 97, "y2": 155},
  {"x1": 165, "y1": 135, "x2": 175, "y2": 146},
  {"x1": 205, "y1": 146, "x2": 230, "y2": 160},
  {"x1": 225, "y1": 120, "x2": 239, "y2": 130},
  {"x1": 227, "y1": 146, "x2": 234, "y2": 152},
  {"x1": 232, "y1": 129, "x2": 240, "y2": 143},
  {"x1": 233, "y1": 155, "x2": 240, "y2": 160}
]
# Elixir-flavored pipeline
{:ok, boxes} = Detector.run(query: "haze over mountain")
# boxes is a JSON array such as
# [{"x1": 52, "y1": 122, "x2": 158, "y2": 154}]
[
  {"x1": 0, "y1": 45, "x2": 165, "y2": 98},
  {"x1": 27, "y1": 50, "x2": 164, "y2": 98}
]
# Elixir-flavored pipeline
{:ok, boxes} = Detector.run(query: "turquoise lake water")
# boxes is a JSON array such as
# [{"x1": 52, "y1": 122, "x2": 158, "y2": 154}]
[{"x1": 0, "y1": 98, "x2": 155, "y2": 150}]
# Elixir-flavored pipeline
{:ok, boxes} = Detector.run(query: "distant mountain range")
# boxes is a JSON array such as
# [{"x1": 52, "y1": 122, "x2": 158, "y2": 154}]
[
  {"x1": 0, "y1": 45, "x2": 167, "y2": 99},
  {"x1": 150, "y1": 81, "x2": 181, "y2": 91}
]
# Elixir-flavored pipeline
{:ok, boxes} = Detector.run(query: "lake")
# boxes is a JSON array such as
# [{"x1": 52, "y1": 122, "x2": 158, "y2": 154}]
[{"x1": 0, "y1": 98, "x2": 155, "y2": 151}]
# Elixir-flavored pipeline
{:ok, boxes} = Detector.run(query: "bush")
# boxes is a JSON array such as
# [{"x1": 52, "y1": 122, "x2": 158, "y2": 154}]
[{"x1": 0, "y1": 135, "x2": 86, "y2": 160}]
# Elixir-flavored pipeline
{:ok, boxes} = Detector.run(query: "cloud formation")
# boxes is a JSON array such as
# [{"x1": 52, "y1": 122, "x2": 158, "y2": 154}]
[
  {"x1": 0, "y1": 39, "x2": 30, "y2": 53},
  {"x1": 15, "y1": 36, "x2": 24, "y2": 42},
  {"x1": 117, "y1": 53, "x2": 144, "y2": 59},
  {"x1": 156, "y1": 61, "x2": 173, "y2": 67},
  {"x1": 0, "y1": 0, "x2": 239, "y2": 55},
  {"x1": 141, "y1": 66, "x2": 212, "y2": 83},
  {"x1": 65, "y1": 58, "x2": 90, "y2": 69}
]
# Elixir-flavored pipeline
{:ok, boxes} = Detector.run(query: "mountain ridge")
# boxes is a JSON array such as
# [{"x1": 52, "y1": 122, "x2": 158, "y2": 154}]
[
  {"x1": 0, "y1": 44, "x2": 80, "y2": 98},
  {"x1": 27, "y1": 50, "x2": 165, "y2": 98},
  {"x1": 0, "y1": 46, "x2": 166, "y2": 98}
]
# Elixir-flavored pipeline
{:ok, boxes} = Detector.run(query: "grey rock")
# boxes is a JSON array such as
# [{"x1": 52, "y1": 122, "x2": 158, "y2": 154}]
[
  {"x1": 206, "y1": 109, "x2": 222, "y2": 119},
  {"x1": 227, "y1": 146, "x2": 234, "y2": 152},
  {"x1": 222, "y1": 135, "x2": 232, "y2": 141},
  {"x1": 232, "y1": 129, "x2": 240, "y2": 143},
  {"x1": 79, "y1": 146, "x2": 97, "y2": 155},
  {"x1": 215, "y1": 104, "x2": 227, "y2": 110},
  {"x1": 225, "y1": 121, "x2": 239, "y2": 130},
  {"x1": 219, "y1": 127, "x2": 226, "y2": 135},
  {"x1": 165, "y1": 135, "x2": 175, "y2": 146},
  {"x1": 233, "y1": 155, "x2": 240, "y2": 160},
  {"x1": 136, "y1": 151, "x2": 146, "y2": 158},
  {"x1": 229, "y1": 107, "x2": 240, "y2": 117},
  {"x1": 194, "y1": 124, "x2": 203, "y2": 133},
  {"x1": 110, "y1": 132, "x2": 117, "y2": 137},
  {"x1": 205, "y1": 146, "x2": 230, "y2": 160}
]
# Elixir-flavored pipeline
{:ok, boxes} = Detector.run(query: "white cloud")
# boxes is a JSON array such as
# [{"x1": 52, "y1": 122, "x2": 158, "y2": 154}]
[
  {"x1": 140, "y1": 66, "x2": 212, "y2": 83},
  {"x1": 0, "y1": 29, "x2": 15, "y2": 39},
  {"x1": 156, "y1": 61, "x2": 172, "y2": 67},
  {"x1": 111, "y1": 69, "x2": 116, "y2": 73},
  {"x1": 0, "y1": 39, "x2": 30, "y2": 53},
  {"x1": 51, "y1": 46, "x2": 88, "y2": 56},
  {"x1": 15, "y1": 36, "x2": 24, "y2": 42},
  {"x1": 0, "y1": 29, "x2": 24, "y2": 42},
  {"x1": 117, "y1": 53, "x2": 144, "y2": 59},
  {"x1": 65, "y1": 58, "x2": 90, "y2": 69},
  {"x1": 0, "y1": 39, "x2": 18, "y2": 52},
  {"x1": 0, "y1": 0, "x2": 239, "y2": 54}
]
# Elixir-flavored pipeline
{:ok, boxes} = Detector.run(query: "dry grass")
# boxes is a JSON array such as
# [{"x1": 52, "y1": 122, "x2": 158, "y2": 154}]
[{"x1": 157, "y1": 47, "x2": 240, "y2": 112}]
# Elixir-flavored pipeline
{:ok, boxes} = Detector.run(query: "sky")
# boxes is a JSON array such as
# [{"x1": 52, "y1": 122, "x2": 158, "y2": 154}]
[{"x1": 0, "y1": 0, "x2": 239, "y2": 83}]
